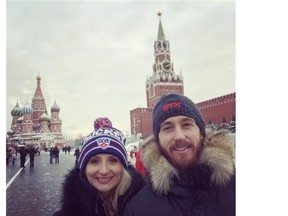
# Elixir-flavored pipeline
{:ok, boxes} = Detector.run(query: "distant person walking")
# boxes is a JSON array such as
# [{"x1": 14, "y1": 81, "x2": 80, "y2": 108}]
[
  {"x1": 53, "y1": 146, "x2": 60, "y2": 164},
  {"x1": 74, "y1": 147, "x2": 80, "y2": 167},
  {"x1": 28, "y1": 146, "x2": 37, "y2": 168},
  {"x1": 50, "y1": 147, "x2": 54, "y2": 164},
  {"x1": 6, "y1": 148, "x2": 11, "y2": 165},
  {"x1": 67, "y1": 146, "x2": 71, "y2": 154},
  {"x1": 19, "y1": 147, "x2": 27, "y2": 168},
  {"x1": 11, "y1": 148, "x2": 17, "y2": 165}
]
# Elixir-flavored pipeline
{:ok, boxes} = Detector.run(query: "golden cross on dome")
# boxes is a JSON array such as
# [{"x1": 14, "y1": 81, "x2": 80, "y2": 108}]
[{"x1": 157, "y1": 11, "x2": 162, "y2": 17}]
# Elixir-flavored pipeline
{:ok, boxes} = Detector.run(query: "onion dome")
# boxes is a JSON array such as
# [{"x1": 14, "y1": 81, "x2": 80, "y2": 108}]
[
  {"x1": 11, "y1": 102, "x2": 22, "y2": 117},
  {"x1": 36, "y1": 74, "x2": 41, "y2": 80},
  {"x1": 39, "y1": 113, "x2": 50, "y2": 121},
  {"x1": 17, "y1": 116, "x2": 24, "y2": 123},
  {"x1": 51, "y1": 101, "x2": 60, "y2": 112},
  {"x1": 7, "y1": 129, "x2": 14, "y2": 136},
  {"x1": 21, "y1": 103, "x2": 33, "y2": 114}
]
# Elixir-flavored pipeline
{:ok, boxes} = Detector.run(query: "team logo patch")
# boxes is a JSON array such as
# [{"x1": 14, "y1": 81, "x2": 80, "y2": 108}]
[
  {"x1": 97, "y1": 138, "x2": 110, "y2": 149},
  {"x1": 162, "y1": 102, "x2": 182, "y2": 111}
]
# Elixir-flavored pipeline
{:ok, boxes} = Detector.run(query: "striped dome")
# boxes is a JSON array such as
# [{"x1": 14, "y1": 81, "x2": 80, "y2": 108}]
[
  {"x1": 21, "y1": 103, "x2": 33, "y2": 114},
  {"x1": 7, "y1": 130, "x2": 14, "y2": 136},
  {"x1": 11, "y1": 102, "x2": 22, "y2": 117}
]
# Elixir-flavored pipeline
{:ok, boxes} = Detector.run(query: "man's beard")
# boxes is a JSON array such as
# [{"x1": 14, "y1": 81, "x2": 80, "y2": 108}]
[{"x1": 158, "y1": 139, "x2": 203, "y2": 169}]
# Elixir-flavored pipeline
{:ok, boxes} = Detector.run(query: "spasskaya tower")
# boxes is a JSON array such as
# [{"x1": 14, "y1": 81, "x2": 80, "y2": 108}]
[
  {"x1": 130, "y1": 12, "x2": 184, "y2": 139},
  {"x1": 146, "y1": 12, "x2": 184, "y2": 108}
]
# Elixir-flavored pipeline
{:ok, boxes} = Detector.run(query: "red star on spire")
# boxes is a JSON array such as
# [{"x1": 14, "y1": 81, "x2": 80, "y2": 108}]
[{"x1": 157, "y1": 11, "x2": 162, "y2": 17}]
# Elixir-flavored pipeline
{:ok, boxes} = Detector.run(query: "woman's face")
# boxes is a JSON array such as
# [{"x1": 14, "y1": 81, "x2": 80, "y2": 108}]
[{"x1": 85, "y1": 154, "x2": 123, "y2": 196}]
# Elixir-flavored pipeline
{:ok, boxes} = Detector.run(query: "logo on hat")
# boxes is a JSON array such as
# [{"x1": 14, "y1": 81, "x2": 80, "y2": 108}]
[
  {"x1": 162, "y1": 102, "x2": 182, "y2": 111},
  {"x1": 97, "y1": 138, "x2": 110, "y2": 150}
]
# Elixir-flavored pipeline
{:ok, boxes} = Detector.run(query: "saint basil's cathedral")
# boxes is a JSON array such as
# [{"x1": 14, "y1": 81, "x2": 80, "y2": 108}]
[
  {"x1": 7, "y1": 74, "x2": 65, "y2": 149},
  {"x1": 130, "y1": 13, "x2": 236, "y2": 139}
]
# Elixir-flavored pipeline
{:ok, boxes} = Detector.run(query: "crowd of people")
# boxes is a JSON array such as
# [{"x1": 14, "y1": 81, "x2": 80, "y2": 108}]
[
  {"x1": 6, "y1": 145, "x2": 39, "y2": 168},
  {"x1": 6, "y1": 144, "x2": 69, "y2": 168}
]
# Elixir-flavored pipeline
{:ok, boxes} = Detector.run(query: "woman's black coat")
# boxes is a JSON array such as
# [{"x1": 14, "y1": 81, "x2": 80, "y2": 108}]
[{"x1": 53, "y1": 165, "x2": 146, "y2": 216}]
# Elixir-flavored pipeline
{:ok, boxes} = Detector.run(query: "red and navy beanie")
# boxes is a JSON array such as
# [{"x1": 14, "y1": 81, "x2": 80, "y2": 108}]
[
  {"x1": 78, "y1": 127, "x2": 127, "y2": 176},
  {"x1": 153, "y1": 93, "x2": 206, "y2": 139}
]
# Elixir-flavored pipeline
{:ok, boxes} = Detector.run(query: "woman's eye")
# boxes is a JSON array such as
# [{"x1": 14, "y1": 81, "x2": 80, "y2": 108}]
[
  {"x1": 111, "y1": 158, "x2": 118, "y2": 163},
  {"x1": 110, "y1": 158, "x2": 119, "y2": 164},
  {"x1": 89, "y1": 158, "x2": 99, "y2": 164}
]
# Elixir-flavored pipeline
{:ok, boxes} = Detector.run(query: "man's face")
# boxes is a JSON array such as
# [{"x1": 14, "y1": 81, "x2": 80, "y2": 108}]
[{"x1": 158, "y1": 115, "x2": 204, "y2": 169}]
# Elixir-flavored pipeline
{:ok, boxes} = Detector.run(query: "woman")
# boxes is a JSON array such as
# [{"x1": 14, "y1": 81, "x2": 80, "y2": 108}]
[{"x1": 54, "y1": 120, "x2": 146, "y2": 216}]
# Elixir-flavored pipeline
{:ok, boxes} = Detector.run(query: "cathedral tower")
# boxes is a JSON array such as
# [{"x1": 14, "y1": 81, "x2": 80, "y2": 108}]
[{"x1": 31, "y1": 74, "x2": 48, "y2": 132}]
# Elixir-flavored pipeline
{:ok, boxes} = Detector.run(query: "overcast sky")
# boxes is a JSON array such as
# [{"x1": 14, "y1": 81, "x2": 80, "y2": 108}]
[{"x1": 6, "y1": 0, "x2": 235, "y2": 138}]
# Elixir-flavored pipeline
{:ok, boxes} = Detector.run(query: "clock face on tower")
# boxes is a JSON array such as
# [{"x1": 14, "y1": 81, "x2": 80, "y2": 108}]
[{"x1": 162, "y1": 60, "x2": 171, "y2": 72}]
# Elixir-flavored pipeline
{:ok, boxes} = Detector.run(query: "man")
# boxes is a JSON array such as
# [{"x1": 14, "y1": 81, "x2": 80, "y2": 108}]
[
  {"x1": 49, "y1": 147, "x2": 54, "y2": 164},
  {"x1": 28, "y1": 146, "x2": 37, "y2": 168},
  {"x1": 19, "y1": 147, "x2": 27, "y2": 168},
  {"x1": 123, "y1": 93, "x2": 235, "y2": 216},
  {"x1": 53, "y1": 146, "x2": 60, "y2": 163}
]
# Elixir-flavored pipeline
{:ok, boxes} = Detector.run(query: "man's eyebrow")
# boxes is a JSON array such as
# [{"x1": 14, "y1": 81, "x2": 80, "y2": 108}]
[
  {"x1": 160, "y1": 121, "x2": 173, "y2": 127},
  {"x1": 182, "y1": 117, "x2": 196, "y2": 123}
]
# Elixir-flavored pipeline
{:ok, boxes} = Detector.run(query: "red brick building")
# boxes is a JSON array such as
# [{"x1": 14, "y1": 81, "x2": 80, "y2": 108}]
[{"x1": 130, "y1": 14, "x2": 235, "y2": 139}]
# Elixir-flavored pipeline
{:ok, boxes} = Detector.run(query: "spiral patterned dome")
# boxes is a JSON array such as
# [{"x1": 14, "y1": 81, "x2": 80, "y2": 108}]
[
  {"x1": 11, "y1": 102, "x2": 22, "y2": 117},
  {"x1": 51, "y1": 101, "x2": 60, "y2": 112},
  {"x1": 17, "y1": 116, "x2": 24, "y2": 123},
  {"x1": 7, "y1": 129, "x2": 14, "y2": 136},
  {"x1": 39, "y1": 113, "x2": 50, "y2": 121},
  {"x1": 21, "y1": 103, "x2": 33, "y2": 114}
]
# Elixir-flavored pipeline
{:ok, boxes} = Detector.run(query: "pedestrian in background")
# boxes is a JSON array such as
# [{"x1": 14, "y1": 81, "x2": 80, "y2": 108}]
[
  {"x1": 74, "y1": 147, "x2": 80, "y2": 168},
  {"x1": 6, "y1": 148, "x2": 11, "y2": 165},
  {"x1": 67, "y1": 146, "x2": 71, "y2": 154},
  {"x1": 49, "y1": 147, "x2": 54, "y2": 164},
  {"x1": 123, "y1": 93, "x2": 235, "y2": 216},
  {"x1": 53, "y1": 146, "x2": 60, "y2": 164},
  {"x1": 135, "y1": 145, "x2": 147, "y2": 177},
  {"x1": 11, "y1": 148, "x2": 17, "y2": 165},
  {"x1": 28, "y1": 146, "x2": 37, "y2": 168},
  {"x1": 53, "y1": 118, "x2": 146, "y2": 216},
  {"x1": 19, "y1": 147, "x2": 27, "y2": 168}
]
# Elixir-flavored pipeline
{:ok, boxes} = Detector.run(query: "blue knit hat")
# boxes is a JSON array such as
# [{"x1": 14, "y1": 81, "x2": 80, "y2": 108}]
[
  {"x1": 78, "y1": 127, "x2": 128, "y2": 176},
  {"x1": 153, "y1": 93, "x2": 206, "y2": 138}
]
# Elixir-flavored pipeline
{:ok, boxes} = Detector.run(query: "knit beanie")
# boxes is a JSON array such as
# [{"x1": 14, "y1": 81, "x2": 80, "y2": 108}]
[
  {"x1": 94, "y1": 117, "x2": 112, "y2": 130},
  {"x1": 78, "y1": 126, "x2": 128, "y2": 176},
  {"x1": 153, "y1": 93, "x2": 206, "y2": 138}
]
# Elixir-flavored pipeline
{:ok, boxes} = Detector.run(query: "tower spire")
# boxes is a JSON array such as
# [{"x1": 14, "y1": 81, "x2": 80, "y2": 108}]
[{"x1": 157, "y1": 11, "x2": 166, "y2": 41}]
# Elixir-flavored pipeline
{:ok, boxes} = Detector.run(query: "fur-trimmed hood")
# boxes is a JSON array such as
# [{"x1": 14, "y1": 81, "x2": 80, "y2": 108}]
[{"x1": 141, "y1": 128, "x2": 235, "y2": 195}]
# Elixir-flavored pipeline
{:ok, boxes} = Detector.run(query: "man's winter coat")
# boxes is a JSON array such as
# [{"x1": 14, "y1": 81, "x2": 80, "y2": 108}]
[
  {"x1": 123, "y1": 128, "x2": 235, "y2": 216},
  {"x1": 53, "y1": 165, "x2": 147, "y2": 216}
]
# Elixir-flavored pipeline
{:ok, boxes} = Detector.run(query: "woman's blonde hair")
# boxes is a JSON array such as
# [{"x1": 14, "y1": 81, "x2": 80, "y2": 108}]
[{"x1": 102, "y1": 168, "x2": 132, "y2": 215}]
